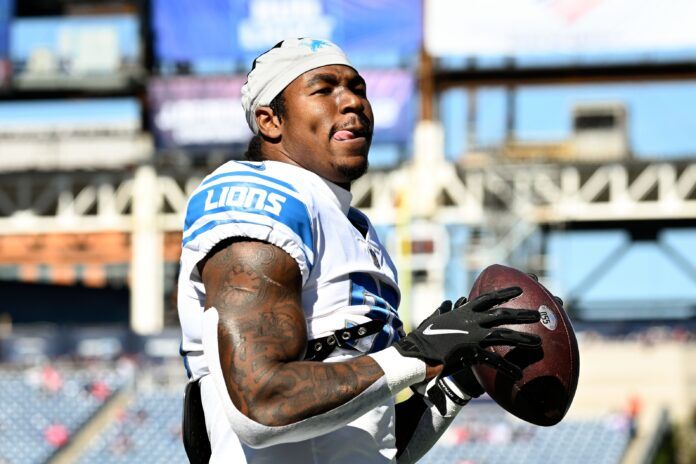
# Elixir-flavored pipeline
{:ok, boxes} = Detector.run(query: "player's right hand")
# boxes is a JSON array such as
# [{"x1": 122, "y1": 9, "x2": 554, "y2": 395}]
[{"x1": 394, "y1": 287, "x2": 542, "y2": 379}]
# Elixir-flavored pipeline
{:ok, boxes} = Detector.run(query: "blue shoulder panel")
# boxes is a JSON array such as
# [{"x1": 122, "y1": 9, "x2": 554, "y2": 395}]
[
  {"x1": 183, "y1": 178, "x2": 313, "y2": 255},
  {"x1": 199, "y1": 170, "x2": 296, "y2": 192}
]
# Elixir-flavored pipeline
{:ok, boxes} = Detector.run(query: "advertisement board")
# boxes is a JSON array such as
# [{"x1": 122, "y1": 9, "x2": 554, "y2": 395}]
[
  {"x1": 153, "y1": 0, "x2": 420, "y2": 65},
  {"x1": 148, "y1": 76, "x2": 250, "y2": 149},
  {"x1": 148, "y1": 69, "x2": 415, "y2": 149},
  {"x1": 362, "y1": 69, "x2": 415, "y2": 144},
  {"x1": 426, "y1": 0, "x2": 696, "y2": 58},
  {"x1": 11, "y1": 15, "x2": 140, "y2": 87}
]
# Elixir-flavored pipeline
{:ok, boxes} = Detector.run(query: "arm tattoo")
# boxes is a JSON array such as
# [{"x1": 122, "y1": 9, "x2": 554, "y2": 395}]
[{"x1": 201, "y1": 239, "x2": 385, "y2": 426}]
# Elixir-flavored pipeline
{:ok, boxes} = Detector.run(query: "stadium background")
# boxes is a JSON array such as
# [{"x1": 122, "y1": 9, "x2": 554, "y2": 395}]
[{"x1": 0, "y1": 0, "x2": 695, "y2": 463}]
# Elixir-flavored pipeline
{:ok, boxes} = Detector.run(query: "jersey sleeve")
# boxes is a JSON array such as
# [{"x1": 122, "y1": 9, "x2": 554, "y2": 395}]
[{"x1": 181, "y1": 169, "x2": 315, "y2": 284}]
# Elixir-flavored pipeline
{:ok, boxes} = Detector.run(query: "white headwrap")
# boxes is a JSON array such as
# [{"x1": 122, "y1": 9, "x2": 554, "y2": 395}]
[{"x1": 241, "y1": 38, "x2": 354, "y2": 134}]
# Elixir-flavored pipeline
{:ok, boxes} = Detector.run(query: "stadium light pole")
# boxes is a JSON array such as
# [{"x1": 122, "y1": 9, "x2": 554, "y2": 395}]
[
  {"x1": 130, "y1": 162, "x2": 164, "y2": 334},
  {"x1": 398, "y1": 11, "x2": 448, "y2": 328}
]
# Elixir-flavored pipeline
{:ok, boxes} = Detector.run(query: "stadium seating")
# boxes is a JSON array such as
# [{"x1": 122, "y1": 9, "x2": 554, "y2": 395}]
[
  {"x1": 0, "y1": 366, "x2": 124, "y2": 464},
  {"x1": 0, "y1": 362, "x2": 631, "y2": 464},
  {"x1": 76, "y1": 390, "x2": 187, "y2": 464},
  {"x1": 419, "y1": 400, "x2": 631, "y2": 464},
  {"x1": 76, "y1": 391, "x2": 628, "y2": 464}
]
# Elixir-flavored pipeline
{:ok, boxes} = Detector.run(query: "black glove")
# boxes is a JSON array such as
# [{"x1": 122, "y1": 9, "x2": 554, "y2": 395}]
[
  {"x1": 421, "y1": 300, "x2": 500, "y2": 415},
  {"x1": 395, "y1": 287, "x2": 541, "y2": 380}
]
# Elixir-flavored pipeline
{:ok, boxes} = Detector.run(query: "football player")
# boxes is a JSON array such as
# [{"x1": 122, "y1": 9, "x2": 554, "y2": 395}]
[{"x1": 178, "y1": 38, "x2": 541, "y2": 463}]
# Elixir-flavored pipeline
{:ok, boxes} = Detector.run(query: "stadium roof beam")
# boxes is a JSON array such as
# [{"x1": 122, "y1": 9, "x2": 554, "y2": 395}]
[
  {"x1": 433, "y1": 60, "x2": 696, "y2": 89},
  {"x1": 356, "y1": 160, "x2": 696, "y2": 224},
  {"x1": 0, "y1": 160, "x2": 694, "y2": 234}
]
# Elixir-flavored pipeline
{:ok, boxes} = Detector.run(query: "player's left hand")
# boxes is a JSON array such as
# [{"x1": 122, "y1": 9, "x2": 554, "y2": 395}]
[
  {"x1": 397, "y1": 290, "x2": 541, "y2": 382},
  {"x1": 423, "y1": 298, "x2": 485, "y2": 416},
  {"x1": 416, "y1": 300, "x2": 485, "y2": 416},
  {"x1": 416, "y1": 298, "x2": 486, "y2": 399}
]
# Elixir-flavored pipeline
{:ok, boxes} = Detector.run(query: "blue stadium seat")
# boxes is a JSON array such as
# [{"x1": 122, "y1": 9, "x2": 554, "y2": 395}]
[
  {"x1": 418, "y1": 400, "x2": 631, "y2": 464},
  {"x1": 1, "y1": 366, "x2": 631, "y2": 464},
  {"x1": 0, "y1": 367, "x2": 124, "y2": 464},
  {"x1": 76, "y1": 390, "x2": 187, "y2": 464}
]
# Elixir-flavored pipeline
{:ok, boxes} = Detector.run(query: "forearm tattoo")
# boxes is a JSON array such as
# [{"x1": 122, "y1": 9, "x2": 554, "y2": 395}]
[{"x1": 201, "y1": 239, "x2": 384, "y2": 426}]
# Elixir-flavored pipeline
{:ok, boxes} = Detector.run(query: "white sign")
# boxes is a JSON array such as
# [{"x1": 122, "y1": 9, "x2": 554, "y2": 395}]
[
  {"x1": 425, "y1": 0, "x2": 696, "y2": 57},
  {"x1": 238, "y1": 0, "x2": 334, "y2": 50},
  {"x1": 155, "y1": 98, "x2": 249, "y2": 145}
]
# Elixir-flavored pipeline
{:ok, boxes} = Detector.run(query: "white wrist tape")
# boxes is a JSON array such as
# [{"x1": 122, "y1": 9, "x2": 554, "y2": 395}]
[
  {"x1": 431, "y1": 376, "x2": 469, "y2": 417},
  {"x1": 201, "y1": 307, "x2": 396, "y2": 448},
  {"x1": 368, "y1": 346, "x2": 427, "y2": 393},
  {"x1": 412, "y1": 375, "x2": 470, "y2": 418},
  {"x1": 439, "y1": 376, "x2": 471, "y2": 403}
]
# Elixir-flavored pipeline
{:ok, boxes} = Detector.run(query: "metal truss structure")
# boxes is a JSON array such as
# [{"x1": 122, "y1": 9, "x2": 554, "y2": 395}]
[
  {"x1": 1, "y1": 159, "x2": 694, "y2": 234},
  {"x1": 0, "y1": 158, "x2": 694, "y2": 330},
  {"x1": 355, "y1": 158, "x2": 696, "y2": 265}
]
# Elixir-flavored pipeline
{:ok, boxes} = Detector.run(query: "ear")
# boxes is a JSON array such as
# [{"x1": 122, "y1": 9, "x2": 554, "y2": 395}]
[{"x1": 255, "y1": 106, "x2": 282, "y2": 139}]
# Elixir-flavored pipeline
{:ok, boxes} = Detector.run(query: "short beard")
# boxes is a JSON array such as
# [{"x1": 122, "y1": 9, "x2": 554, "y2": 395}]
[{"x1": 336, "y1": 158, "x2": 369, "y2": 182}]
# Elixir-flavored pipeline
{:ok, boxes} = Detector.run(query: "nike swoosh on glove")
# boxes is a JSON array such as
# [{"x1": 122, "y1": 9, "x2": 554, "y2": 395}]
[{"x1": 394, "y1": 287, "x2": 541, "y2": 380}]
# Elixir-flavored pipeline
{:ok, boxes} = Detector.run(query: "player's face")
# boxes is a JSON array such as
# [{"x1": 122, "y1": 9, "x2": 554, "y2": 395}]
[{"x1": 279, "y1": 65, "x2": 374, "y2": 186}]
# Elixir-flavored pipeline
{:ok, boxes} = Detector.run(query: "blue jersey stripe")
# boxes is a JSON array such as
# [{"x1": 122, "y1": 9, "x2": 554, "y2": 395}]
[
  {"x1": 347, "y1": 207, "x2": 370, "y2": 234},
  {"x1": 199, "y1": 170, "x2": 297, "y2": 192},
  {"x1": 350, "y1": 272, "x2": 399, "y2": 310},
  {"x1": 182, "y1": 218, "x2": 313, "y2": 270},
  {"x1": 380, "y1": 284, "x2": 400, "y2": 309},
  {"x1": 349, "y1": 272, "x2": 402, "y2": 352}
]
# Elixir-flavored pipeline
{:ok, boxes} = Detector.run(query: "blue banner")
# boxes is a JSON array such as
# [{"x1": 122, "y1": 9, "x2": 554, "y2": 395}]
[
  {"x1": 362, "y1": 69, "x2": 415, "y2": 143},
  {"x1": 153, "y1": 0, "x2": 420, "y2": 65},
  {"x1": 0, "y1": 99, "x2": 141, "y2": 135},
  {"x1": 0, "y1": 0, "x2": 9, "y2": 55},
  {"x1": 0, "y1": 0, "x2": 10, "y2": 86}
]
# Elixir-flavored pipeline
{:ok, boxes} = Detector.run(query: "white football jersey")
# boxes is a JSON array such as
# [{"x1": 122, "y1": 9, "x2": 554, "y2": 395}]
[{"x1": 178, "y1": 160, "x2": 403, "y2": 463}]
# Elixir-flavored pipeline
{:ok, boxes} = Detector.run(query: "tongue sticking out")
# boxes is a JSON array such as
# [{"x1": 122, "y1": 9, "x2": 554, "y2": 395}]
[{"x1": 333, "y1": 130, "x2": 356, "y2": 141}]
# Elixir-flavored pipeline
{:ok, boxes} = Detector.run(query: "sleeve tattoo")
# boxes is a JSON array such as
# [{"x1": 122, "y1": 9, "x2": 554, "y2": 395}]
[{"x1": 200, "y1": 239, "x2": 385, "y2": 427}]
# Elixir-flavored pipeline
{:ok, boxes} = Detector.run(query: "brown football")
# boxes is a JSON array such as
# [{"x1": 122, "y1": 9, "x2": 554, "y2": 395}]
[{"x1": 468, "y1": 264, "x2": 580, "y2": 426}]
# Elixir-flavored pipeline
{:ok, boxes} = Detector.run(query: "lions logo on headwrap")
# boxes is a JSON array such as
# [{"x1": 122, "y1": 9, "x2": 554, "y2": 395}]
[
  {"x1": 241, "y1": 37, "x2": 354, "y2": 134},
  {"x1": 300, "y1": 38, "x2": 331, "y2": 52}
]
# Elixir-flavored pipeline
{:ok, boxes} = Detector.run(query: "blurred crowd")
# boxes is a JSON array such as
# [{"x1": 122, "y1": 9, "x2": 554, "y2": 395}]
[{"x1": 577, "y1": 325, "x2": 695, "y2": 345}]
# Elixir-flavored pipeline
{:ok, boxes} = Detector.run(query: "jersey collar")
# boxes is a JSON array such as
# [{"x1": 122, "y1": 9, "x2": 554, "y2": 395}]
[{"x1": 320, "y1": 178, "x2": 353, "y2": 216}]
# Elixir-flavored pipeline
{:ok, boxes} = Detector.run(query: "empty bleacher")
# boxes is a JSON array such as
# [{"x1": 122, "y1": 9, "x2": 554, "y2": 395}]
[
  {"x1": 420, "y1": 400, "x2": 631, "y2": 464},
  {"x1": 75, "y1": 390, "x2": 186, "y2": 464},
  {"x1": 0, "y1": 365, "x2": 125, "y2": 464},
  {"x1": 73, "y1": 389, "x2": 629, "y2": 464},
  {"x1": 0, "y1": 361, "x2": 632, "y2": 464}
]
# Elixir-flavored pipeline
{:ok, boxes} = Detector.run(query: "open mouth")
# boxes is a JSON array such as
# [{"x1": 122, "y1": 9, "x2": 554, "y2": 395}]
[{"x1": 331, "y1": 127, "x2": 370, "y2": 142}]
